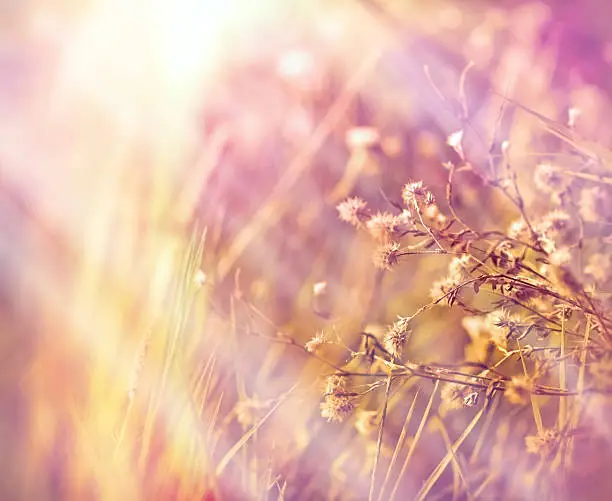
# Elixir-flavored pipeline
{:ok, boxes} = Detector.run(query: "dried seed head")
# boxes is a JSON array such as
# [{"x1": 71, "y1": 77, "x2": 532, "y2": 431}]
[
  {"x1": 402, "y1": 181, "x2": 429, "y2": 206},
  {"x1": 337, "y1": 197, "x2": 369, "y2": 227},
  {"x1": 383, "y1": 316, "x2": 412, "y2": 360},
  {"x1": 373, "y1": 241, "x2": 402, "y2": 270},
  {"x1": 366, "y1": 212, "x2": 401, "y2": 242},
  {"x1": 485, "y1": 309, "x2": 521, "y2": 351},
  {"x1": 505, "y1": 375, "x2": 534, "y2": 405},
  {"x1": 320, "y1": 395, "x2": 355, "y2": 423},
  {"x1": 321, "y1": 375, "x2": 354, "y2": 423},
  {"x1": 525, "y1": 428, "x2": 561, "y2": 458},
  {"x1": 324, "y1": 375, "x2": 347, "y2": 395},
  {"x1": 534, "y1": 163, "x2": 569, "y2": 193}
]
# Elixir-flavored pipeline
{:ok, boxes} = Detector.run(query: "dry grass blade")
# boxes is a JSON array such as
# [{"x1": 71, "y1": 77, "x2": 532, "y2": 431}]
[
  {"x1": 216, "y1": 382, "x2": 298, "y2": 476},
  {"x1": 388, "y1": 380, "x2": 440, "y2": 501},
  {"x1": 518, "y1": 340, "x2": 543, "y2": 434},
  {"x1": 496, "y1": 93, "x2": 612, "y2": 168},
  {"x1": 433, "y1": 415, "x2": 475, "y2": 501},
  {"x1": 414, "y1": 406, "x2": 486, "y2": 501},
  {"x1": 377, "y1": 389, "x2": 420, "y2": 501},
  {"x1": 369, "y1": 376, "x2": 393, "y2": 501}
]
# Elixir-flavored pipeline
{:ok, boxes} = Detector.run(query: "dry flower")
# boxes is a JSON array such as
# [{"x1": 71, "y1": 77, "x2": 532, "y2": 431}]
[
  {"x1": 402, "y1": 181, "x2": 429, "y2": 206},
  {"x1": 373, "y1": 241, "x2": 402, "y2": 270},
  {"x1": 485, "y1": 309, "x2": 522, "y2": 351},
  {"x1": 337, "y1": 197, "x2": 369, "y2": 227},
  {"x1": 383, "y1": 316, "x2": 412, "y2": 360},
  {"x1": 366, "y1": 212, "x2": 401, "y2": 242},
  {"x1": 321, "y1": 375, "x2": 354, "y2": 423}
]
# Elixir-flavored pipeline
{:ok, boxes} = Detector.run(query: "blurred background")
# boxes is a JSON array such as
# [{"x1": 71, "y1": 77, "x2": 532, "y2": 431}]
[{"x1": 1, "y1": 0, "x2": 612, "y2": 499}]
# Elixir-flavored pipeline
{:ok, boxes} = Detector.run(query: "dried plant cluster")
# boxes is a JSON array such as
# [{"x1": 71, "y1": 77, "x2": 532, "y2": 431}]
[
  {"x1": 305, "y1": 110, "x2": 612, "y2": 497},
  {"x1": 9, "y1": 1, "x2": 612, "y2": 501}
]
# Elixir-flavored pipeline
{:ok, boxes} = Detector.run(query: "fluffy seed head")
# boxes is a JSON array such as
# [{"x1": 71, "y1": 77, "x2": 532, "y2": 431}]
[
  {"x1": 373, "y1": 241, "x2": 402, "y2": 270},
  {"x1": 383, "y1": 316, "x2": 412, "y2": 360},
  {"x1": 337, "y1": 197, "x2": 369, "y2": 227},
  {"x1": 366, "y1": 212, "x2": 401, "y2": 242}
]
